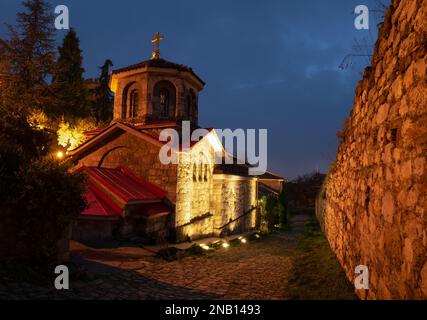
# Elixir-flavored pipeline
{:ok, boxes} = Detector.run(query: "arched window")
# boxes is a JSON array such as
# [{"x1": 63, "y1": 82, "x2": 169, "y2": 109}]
[
  {"x1": 198, "y1": 163, "x2": 203, "y2": 181},
  {"x1": 130, "y1": 90, "x2": 139, "y2": 118},
  {"x1": 193, "y1": 163, "x2": 198, "y2": 182},
  {"x1": 153, "y1": 80, "x2": 176, "y2": 118},
  {"x1": 159, "y1": 88, "x2": 169, "y2": 117},
  {"x1": 121, "y1": 82, "x2": 136, "y2": 119},
  {"x1": 204, "y1": 164, "x2": 209, "y2": 181}
]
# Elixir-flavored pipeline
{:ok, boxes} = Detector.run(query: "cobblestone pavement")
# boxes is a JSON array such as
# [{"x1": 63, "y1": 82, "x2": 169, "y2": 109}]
[{"x1": 0, "y1": 214, "x2": 308, "y2": 300}]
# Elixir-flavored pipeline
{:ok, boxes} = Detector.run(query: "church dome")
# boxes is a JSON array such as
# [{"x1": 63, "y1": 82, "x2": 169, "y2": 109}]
[
  {"x1": 111, "y1": 58, "x2": 205, "y2": 86},
  {"x1": 109, "y1": 33, "x2": 204, "y2": 126}
]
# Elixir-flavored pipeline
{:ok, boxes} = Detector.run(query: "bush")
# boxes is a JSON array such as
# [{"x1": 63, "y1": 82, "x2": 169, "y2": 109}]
[
  {"x1": 13, "y1": 158, "x2": 86, "y2": 268},
  {"x1": 259, "y1": 191, "x2": 289, "y2": 231},
  {"x1": 278, "y1": 190, "x2": 288, "y2": 227},
  {"x1": 0, "y1": 109, "x2": 87, "y2": 271}
]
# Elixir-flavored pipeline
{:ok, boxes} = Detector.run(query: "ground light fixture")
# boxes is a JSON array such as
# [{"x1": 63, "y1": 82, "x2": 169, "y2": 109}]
[{"x1": 222, "y1": 242, "x2": 230, "y2": 248}]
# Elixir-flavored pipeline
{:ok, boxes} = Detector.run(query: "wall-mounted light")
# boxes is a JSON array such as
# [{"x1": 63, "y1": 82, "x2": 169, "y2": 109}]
[{"x1": 56, "y1": 151, "x2": 64, "y2": 159}]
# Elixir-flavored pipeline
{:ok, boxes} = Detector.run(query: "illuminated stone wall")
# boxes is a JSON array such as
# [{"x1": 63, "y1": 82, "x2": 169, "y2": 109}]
[
  {"x1": 175, "y1": 137, "x2": 215, "y2": 240},
  {"x1": 211, "y1": 176, "x2": 258, "y2": 236},
  {"x1": 316, "y1": 0, "x2": 426, "y2": 299},
  {"x1": 174, "y1": 136, "x2": 258, "y2": 241}
]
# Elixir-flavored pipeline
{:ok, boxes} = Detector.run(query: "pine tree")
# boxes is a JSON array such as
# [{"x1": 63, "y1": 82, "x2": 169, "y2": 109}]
[
  {"x1": 6, "y1": 0, "x2": 56, "y2": 111},
  {"x1": 51, "y1": 28, "x2": 90, "y2": 119},
  {"x1": 93, "y1": 59, "x2": 114, "y2": 123}
]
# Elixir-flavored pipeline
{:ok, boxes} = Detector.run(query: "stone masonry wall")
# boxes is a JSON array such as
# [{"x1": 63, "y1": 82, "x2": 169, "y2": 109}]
[
  {"x1": 211, "y1": 176, "x2": 257, "y2": 236},
  {"x1": 316, "y1": 0, "x2": 426, "y2": 299},
  {"x1": 174, "y1": 136, "x2": 258, "y2": 240},
  {"x1": 175, "y1": 138, "x2": 215, "y2": 240}
]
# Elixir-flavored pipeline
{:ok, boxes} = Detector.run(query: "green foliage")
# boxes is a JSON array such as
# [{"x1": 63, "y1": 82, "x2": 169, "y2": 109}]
[
  {"x1": 0, "y1": 2, "x2": 89, "y2": 272},
  {"x1": 51, "y1": 28, "x2": 90, "y2": 118},
  {"x1": 13, "y1": 158, "x2": 87, "y2": 268},
  {"x1": 278, "y1": 190, "x2": 288, "y2": 227},
  {"x1": 259, "y1": 190, "x2": 289, "y2": 231},
  {"x1": 5, "y1": 0, "x2": 56, "y2": 110},
  {"x1": 265, "y1": 194, "x2": 279, "y2": 229},
  {"x1": 0, "y1": 107, "x2": 86, "y2": 270},
  {"x1": 93, "y1": 59, "x2": 114, "y2": 123},
  {"x1": 0, "y1": 106, "x2": 52, "y2": 162}
]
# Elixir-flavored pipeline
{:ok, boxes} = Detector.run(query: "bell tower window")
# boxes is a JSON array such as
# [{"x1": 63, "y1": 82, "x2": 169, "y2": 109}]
[
  {"x1": 121, "y1": 81, "x2": 136, "y2": 120},
  {"x1": 153, "y1": 80, "x2": 176, "y2": 119},
  {"x1": 159, "y1": 89, "x2": 169, "y2": 117},
  {"x1": 130, "y1": 90, "x2": 139, "y2": 118}
]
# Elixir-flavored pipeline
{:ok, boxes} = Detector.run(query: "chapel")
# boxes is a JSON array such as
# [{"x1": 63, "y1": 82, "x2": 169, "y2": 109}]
[{"x1": 68, "y1": 33, "x2": 284, "y2": 243}]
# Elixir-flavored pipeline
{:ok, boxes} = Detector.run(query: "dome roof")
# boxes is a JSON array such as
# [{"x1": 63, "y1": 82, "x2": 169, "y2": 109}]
[{"x1": 111, "y1": 58, "x2": 205, "y2": 85}]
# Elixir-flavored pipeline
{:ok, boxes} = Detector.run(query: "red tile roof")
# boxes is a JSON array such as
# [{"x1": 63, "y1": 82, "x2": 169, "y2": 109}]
[
  {"x1": 80, "y1": 166, "x2": 170, "y2": 219},
  {"x1": 81, "y1": 181, "x2": 122, "y2": 217},
  {"x1": 81, "y1": 166, "x2": 168, "y2": 203}
]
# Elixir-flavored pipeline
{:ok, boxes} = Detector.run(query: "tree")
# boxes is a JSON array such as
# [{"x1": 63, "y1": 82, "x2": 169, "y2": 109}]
[
  {"x1": 93, "y1": 59, "x2": 114, "y2": 123},
  {"x1": 0, "y1": 105, "x2": 86, "y2": 270},
  {"x1": 278, "y1": 189, "x2": 288, "y2": 227},
  {"x1": 51, "y1": 28, "x2": 90, "y2": 118},
  {"x1": 5, "y1": 0, "x2": 56, "y2": 112},
  {"x1": 0, "y1": 2, "x2": 87, "y2": 270},
  {"x1": 265, "y1": 194, "x2": 279, "y2": 230}
]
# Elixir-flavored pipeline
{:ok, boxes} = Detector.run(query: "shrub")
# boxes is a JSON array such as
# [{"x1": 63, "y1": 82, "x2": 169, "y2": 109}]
[
  {"x1": 12, "y1": 158, "x2": 86, "y2": 269},
  {"x1": 0, "y1": 108, "x2": 87, "y2": 271},
  {"x1": 278, "y1": 190, "x2": 288, "y2": 227}
]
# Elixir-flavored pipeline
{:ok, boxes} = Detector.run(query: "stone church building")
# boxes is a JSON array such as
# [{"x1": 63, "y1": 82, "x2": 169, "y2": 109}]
[{"x1": 68, "y1": 35, "x2": 283, "y2": 243}]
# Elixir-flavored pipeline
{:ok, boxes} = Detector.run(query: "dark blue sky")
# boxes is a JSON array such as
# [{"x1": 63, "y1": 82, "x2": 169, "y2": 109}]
[{"x1": 0, "y1": 0, "x2": 389, "y2": 179}]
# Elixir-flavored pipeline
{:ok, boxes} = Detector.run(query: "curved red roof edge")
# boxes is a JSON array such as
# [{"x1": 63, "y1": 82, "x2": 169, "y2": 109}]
[
  {"x1": 78, "y1": 166, "x2": 168, "y2": 203},
  {"x1": 81, "y1": 180, "x2": 123, "y2": 217}
]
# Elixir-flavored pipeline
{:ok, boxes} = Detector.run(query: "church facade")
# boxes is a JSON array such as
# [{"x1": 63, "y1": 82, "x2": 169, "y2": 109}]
[{"x1": 68, "y1": 35, "x2": 283, "y2": 243}]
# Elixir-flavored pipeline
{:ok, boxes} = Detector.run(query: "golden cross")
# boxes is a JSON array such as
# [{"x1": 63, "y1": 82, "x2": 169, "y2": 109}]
[{"x1": 151, "y1": 32, "x2": 164, "y2": 59}]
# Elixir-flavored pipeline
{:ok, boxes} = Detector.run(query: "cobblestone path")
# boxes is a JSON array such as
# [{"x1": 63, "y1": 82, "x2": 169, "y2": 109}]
[{"x1": 0, "y1": 214, "x2": 308, "y2": 300}]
